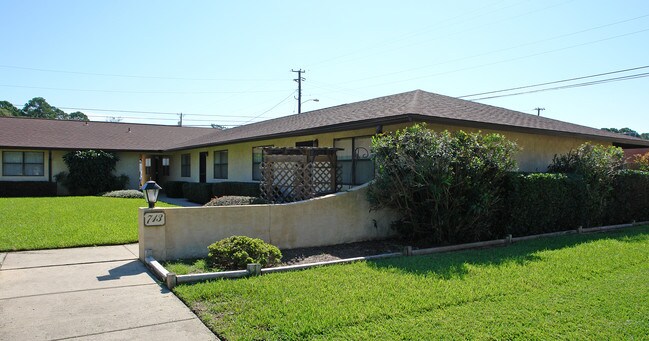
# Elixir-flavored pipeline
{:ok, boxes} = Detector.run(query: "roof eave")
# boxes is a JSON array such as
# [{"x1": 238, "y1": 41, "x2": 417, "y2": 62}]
[{"x1": 166, "y1": 113, "x2": 649, "y2": 151}]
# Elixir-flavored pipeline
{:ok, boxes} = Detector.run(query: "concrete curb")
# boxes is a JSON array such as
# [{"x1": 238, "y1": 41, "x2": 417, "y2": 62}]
[{"x1": 145, "y1": 221, "x2": 649, "y2": 289}]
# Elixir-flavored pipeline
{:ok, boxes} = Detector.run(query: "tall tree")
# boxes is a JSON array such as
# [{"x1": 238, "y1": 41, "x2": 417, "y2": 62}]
[
  {"x1": 68, "y1": 111, "x2": 89, "y2": 121},
  {"x1": 602, "y1": 127, "x2": 648, "y2": 140},
  {"x1": 22, "y1": 97, "x2": 67, "y2": 119},
  {"x1": 0, "y1": 101, "x2": 21, "y2": 117}
]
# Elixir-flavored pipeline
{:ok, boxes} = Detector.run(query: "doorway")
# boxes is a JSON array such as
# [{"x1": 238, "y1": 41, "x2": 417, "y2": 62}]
[{"x1": 199, "y1": 152, "x2": 208, "y2": 183}]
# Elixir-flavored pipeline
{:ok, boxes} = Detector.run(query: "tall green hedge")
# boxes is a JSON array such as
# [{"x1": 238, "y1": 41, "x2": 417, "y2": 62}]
[
  {"x1": 368, "y1": 124, "x2": 519, "y2": 244},
  {"x1": 606, "y1": 170, "x2": 649, "y2": 224},
  {"x1": 212, "y1": 182, "x2": 260, "y2": 197},
  {"x1": 182, "y1": 183, "x2": 213, "y2": 204},
  {"x1": 504, "y1": 173, "x2": 583, "y2": 236},
  {"x1": 163, "y1": 181, "x2": 187, "y2": 198}
]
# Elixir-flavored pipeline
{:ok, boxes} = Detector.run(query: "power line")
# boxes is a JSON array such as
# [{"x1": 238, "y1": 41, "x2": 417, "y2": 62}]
[
  {"x1": 336, "y1": 13, "x2": 649, "y2": 86},
  {"x1": 242, "y1": 90, "x2": 297, "y2": 125},
  {"x1": 468, "y1": 72, "x2": 649, "y2": 101},
  {"x1": 0, "y1": 64, "x2": 284, "y2": 82},
  {"x1": 0, "y1": 84, "x2": 291, "y2": 95},
  {"x1": 339, "y1": 27, "x2": 649, "y2": 91},
  {"x1": 458, "y1": 65, "x2": 649, "y2": 99}
]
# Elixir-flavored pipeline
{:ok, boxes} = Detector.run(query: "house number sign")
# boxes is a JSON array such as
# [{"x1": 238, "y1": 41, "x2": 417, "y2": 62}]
[{"x1": 144, "y1": 212, "x2": 165, "y2": 226}]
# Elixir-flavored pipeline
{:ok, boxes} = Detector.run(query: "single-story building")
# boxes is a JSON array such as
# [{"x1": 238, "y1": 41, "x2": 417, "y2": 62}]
[{"x1": 2, "y1": 89, "x2": 649, "y2": 195}]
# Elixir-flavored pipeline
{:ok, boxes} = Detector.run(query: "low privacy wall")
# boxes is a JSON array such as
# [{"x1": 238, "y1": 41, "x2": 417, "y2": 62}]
[{"x1": 138, "y1": 184, "x2": 397, "y2": 261}]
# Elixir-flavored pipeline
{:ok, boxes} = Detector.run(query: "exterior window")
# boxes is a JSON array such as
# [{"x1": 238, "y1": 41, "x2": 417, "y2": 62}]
[
  {"x1": 162, "y1": 157, "x2": 170, "y2": 176},
  {"x1": 213, "y1": 150, "x2": 228, "y2": 179},
  {"x1": 145, "y1": 158, "x2": 152, "y2": 175},
  {"x1": 252, "y1": 146, "x2": 272, "y2": 181},
  {"x1": 181, "y1": 154, "x2": 191, "y2": 177},
  {"x1": 2, "y1": 151, "x2": 44, "y2": 176},
  {"x1": 334, "y1": 136, "x2": 374, "y2": 186}
]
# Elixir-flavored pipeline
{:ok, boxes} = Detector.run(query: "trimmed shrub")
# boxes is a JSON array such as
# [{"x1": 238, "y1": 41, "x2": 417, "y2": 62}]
[
  {"x1": 0, "y1": 181, "x2": 57, "y2": 197},
  {"x1": 504, "y1": 173, "x2": 583, "y2": 236},
  {"x1": 163, "y1": 181, "x2": 187, "y2": 198},
  {"x1": 56, "y1": 150, "x2": 129, "y2": 195},
  {"x1": 102, "y1": 190, "x2": 144, "y2": 199},
  {"x1": 182, "y1": 182, "x2": 213, "y2": 204},
  {"x1": 212, "y1": 182, "x2": 261, "y2": 197},
  {"x1": 207, "y1": 236, "x2": 282, "y2": 270},
  {"x1": 204, "y1": 196, "x2": 268, "y2": 206},
  {"x1": 606, "y1": 170, "x2": 649, "y2": 224},
  {"x1": 368, "y1": 124, "x2": 519, "y2": 244}
]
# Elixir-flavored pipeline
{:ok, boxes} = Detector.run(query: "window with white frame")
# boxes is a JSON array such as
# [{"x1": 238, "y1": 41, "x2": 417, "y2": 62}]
[{"x1": 2, "y1": 151, "x2": 44, "y2": 176}]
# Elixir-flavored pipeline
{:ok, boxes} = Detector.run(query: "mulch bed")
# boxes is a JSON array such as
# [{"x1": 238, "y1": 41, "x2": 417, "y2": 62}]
[{"x1": 279, "y1": 239, "x2": 405, "y2": 266}]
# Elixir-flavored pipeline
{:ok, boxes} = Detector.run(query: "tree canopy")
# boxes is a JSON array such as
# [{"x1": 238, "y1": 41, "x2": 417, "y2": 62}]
[
  {"x1": 1, "y1": 97, "x2": 88, "y2": 121},
  {"x1": 602, "y1": 127, "x2": 649, "y2": 140},
  {"x1": 0, "y1": 101, "x2": 21, "y2": 117}
]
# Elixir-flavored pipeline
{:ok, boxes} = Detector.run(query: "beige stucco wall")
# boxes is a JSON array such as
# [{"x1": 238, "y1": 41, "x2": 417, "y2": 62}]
[
  {"x1": 160, "y1": 123, "x2": 610, "y2": 183},
  {"x1": 416, "y1": 123, "x2": 608, "y2": 172},
  {"x1": 138, "y1": 184, "x2": 397, "y2": 261},
  {"x1": 114, "y1": 152, "x2": 142, "y2": 189},
  {"x1": 1, "y1": 148, "x2": 142, "y2": 193}
]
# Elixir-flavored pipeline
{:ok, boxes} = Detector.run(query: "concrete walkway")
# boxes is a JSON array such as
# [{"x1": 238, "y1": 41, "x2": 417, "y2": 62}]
[
  {"x1": 0, "y1": 244, "x2": 218, "y2": 341},
  {"x1": 157, "y1": 194, "x2": 202, "y2": 207}
]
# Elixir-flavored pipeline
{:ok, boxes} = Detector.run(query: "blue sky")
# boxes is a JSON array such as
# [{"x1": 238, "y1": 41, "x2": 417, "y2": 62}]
[{"x1": 2, "y1": 1, "x2": 648, "y2": 133}]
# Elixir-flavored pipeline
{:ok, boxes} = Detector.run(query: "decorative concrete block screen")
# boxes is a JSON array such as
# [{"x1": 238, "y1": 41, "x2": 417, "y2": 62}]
[{"x1": 260, "y1": 147, "x2": 342, "y2": 203}]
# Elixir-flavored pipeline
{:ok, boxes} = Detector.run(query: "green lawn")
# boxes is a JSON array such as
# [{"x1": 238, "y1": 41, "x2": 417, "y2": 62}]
[
  {"x1": 0, "y1": 196, "x2": 176, "y2": 251},
  {"x1": 174, "y1": 226, "x2": 649, "y2": 340}
]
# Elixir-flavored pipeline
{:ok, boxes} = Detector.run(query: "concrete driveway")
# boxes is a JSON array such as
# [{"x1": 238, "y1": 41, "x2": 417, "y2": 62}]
[{"x1": 0, "y1": 244, "x2": 218, "y2": 341}]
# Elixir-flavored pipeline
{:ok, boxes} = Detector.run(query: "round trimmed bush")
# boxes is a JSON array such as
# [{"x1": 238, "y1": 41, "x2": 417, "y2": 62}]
[
  {"x1": 204, "y1": 196, "x2": 268, "y2": 206},
  {"x1": 102, "y1": 190, "x2": 144, "y2": 198},
  {"x1": 207, "y1": 236, "x2": 282, "y2": 270}
]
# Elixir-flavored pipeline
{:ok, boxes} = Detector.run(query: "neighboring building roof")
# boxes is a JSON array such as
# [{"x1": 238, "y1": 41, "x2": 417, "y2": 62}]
[
  {"x1": 0, "y1": 117, "x2": 214, "y2": 151},
  {"x1": 2, "y1": 90, "x2": 648, "y2": 152},
  {"x1": 172, "y1": 90, "x2": 649, "y2": 150}
]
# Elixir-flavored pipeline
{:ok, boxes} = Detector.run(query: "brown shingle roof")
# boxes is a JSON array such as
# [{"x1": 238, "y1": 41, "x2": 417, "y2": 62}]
[
  {"x1": 2, "y1": 90, "x2": 648, "y2": 152},
  {"x1": 171, "y1": 89, "x2": 649, "y2": 149},
  {"x1": 0, "y1": 117, "x2": 214, "y2": 151}
]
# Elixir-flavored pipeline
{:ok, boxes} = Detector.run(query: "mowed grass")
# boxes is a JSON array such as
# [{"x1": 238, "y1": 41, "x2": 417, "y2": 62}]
[
  {"x1": 174, "y1": 226, "x2": 649, "y2": 340},
  {"x1": 0, "y1": 196, "x2": 176, "y2": 251}
]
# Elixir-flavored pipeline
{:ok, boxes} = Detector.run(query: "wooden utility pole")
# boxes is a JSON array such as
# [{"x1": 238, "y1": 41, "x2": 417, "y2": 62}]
[
  {"x1": 292, "y1": 69, "x2": 305, "y2": 114},
  {"x1": 534, "y1": 107, "x2": 545, "y2": 116}
]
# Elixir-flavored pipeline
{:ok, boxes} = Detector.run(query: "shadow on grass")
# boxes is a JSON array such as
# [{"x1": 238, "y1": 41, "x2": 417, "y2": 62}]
[{"x1": 365, "y1": 226, "x2": 649, "y2": 280}]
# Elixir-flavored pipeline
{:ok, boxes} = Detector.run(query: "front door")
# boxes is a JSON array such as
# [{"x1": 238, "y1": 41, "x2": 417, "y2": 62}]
[{"x1": 199, "y1": 152, "x2": 208, "y2": 183}]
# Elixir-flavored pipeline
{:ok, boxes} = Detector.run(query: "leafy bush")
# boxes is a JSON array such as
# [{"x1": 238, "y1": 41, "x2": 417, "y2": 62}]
[
  {"x1": 605, "y1": 170, "x2": 649, "y2": 224},
  {"x1": 212, "y1": 182, "x2": 261, "y2": 197},
  {"x1": 56, "y1": 150, "x2": 129, "y2": 195},
  {"x1": 548, "y1": 143, "x2": 624, "y2": 226},
  {"x1": 0, "y1": 181, "x2": 57, "y2": 197},
  {"x1": 504, "y1": 173, "x2": 583, "y2": 235},
  {"x1": 164, "y1": 181, "x2": 187, "y2": 198},
  {"x1": 102, "y1": 190, "x2": 144, "y2": 199},
  {"x1": 368, "y1": 124, "x2": 519, "y2": 244},
  {"x1": 204, "y1": 196, "x2": 268, "y2": 206},
  {"x1": 182, "y1": 182, "x2": 213, "y2": 204},
  {"x1": 207, "y1": 236, "x2": 282, "y2": 270},
  {"x1": 633, "y1": 152, "x2": 649, "y2": 171}
]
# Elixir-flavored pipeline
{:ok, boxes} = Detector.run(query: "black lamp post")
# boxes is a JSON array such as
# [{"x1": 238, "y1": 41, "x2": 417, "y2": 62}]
[{"x1": 141, "y1": 180, "x2": 162, "y2": 208}]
